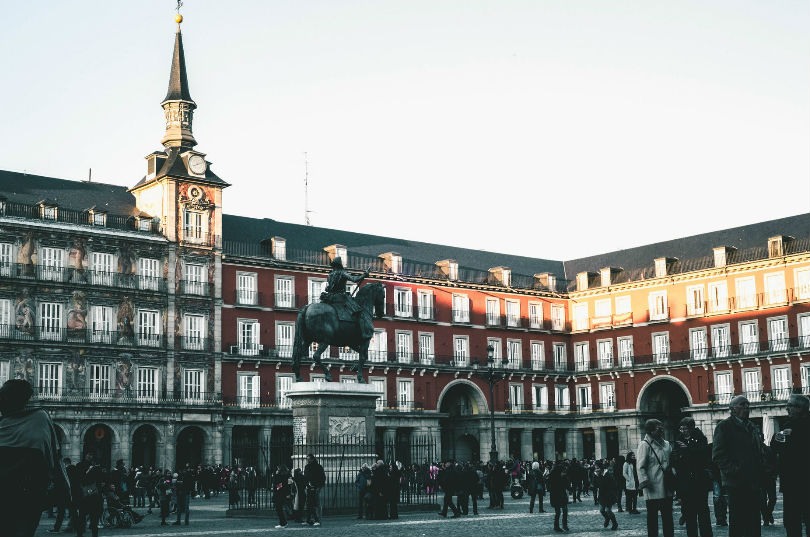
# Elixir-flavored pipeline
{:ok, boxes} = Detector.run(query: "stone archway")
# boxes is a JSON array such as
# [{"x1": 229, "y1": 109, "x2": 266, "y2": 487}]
[
  {"x1": 132, "y1": 424, "x2": 159, "y2": 469},
  {"x1": 176, "y1": 426, "x2": 206, "y2": 470},
  {"x1": 437, "y1": 380, "x2": 489, "y2": 461},
  {"x1": 637, "y1": 376, "x2": 691, "y2": 441},
  {"x1": 84, "y1": 424, "x2": 115, "y2": 469}
]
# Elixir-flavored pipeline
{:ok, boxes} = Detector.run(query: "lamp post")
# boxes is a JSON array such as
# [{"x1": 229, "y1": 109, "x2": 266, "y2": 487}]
[{"x1": 473, "y1": 345, "x2": 509, "y2": 462}]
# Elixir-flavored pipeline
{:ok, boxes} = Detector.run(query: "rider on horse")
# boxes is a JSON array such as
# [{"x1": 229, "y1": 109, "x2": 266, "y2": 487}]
[{"x1": 320, "y1": 257, "x2": 373, "y2": 339}]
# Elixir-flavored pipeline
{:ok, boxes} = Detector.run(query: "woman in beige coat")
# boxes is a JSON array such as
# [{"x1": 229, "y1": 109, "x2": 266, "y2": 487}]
[{"x1": 637, "y1": 419, "x2": 674, "y2": 537}]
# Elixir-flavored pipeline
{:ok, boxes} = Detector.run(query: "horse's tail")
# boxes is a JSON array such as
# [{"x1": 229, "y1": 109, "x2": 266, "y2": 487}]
[{"x1": 292, "y1": 305, "x2": 309, "y2": 362}]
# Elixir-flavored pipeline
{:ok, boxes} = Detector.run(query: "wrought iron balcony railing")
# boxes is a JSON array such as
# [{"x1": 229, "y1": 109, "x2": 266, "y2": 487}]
[
  {"x1": 31, "y1": 387, "x2": 222, "y2": 406},
  {"x1": 0, "y1": 325, "x2": 164, "y2": 348}
]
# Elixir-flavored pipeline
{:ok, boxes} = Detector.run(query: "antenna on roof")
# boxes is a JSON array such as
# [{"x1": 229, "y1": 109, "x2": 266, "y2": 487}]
[
  {"x1": 88, "y1": 168, "x2": 92, "y2": 182},
  {"x1": 304, "y1": 152, "x2": 312, "y2": 226}
]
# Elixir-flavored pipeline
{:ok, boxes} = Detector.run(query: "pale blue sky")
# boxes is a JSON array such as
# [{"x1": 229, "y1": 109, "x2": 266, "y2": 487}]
[{"x1": 1, "y1": 1, "x2": 808, "y2": 260}]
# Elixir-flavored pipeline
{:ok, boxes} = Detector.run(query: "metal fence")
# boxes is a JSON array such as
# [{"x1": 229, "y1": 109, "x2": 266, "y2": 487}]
[{"x1": 227, "y1": 435, "x2": 439, "y2": 515}]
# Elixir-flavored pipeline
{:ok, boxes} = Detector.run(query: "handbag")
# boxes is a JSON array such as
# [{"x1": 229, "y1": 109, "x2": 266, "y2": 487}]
[
  {"x1": 645, "y1": 440, "x2": 676, "y2": 494},
  {"x1": 81, "y1": 483, "x2": 99, "y2": 498}
]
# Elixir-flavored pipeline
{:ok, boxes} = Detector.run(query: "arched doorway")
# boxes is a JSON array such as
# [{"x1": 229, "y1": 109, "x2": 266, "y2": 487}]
[
  {"x1": 638, "y1": 377, "x2": 691, "y2": 440},
  {"x1": 132, "y1": 425, "x2": 158, "y2": 469},
  {"x1": 437, "y1": 381, "x2": 487, "y2": 461},
  {"x1": 176, "y1": 426, "x2": 205, "y2": 469},
  {"x1": 231, "y1": 426, "x2": 260, "y2": 469},
  {"x1": 84, "y1": 424, "x2": 114, "y2": 469}
]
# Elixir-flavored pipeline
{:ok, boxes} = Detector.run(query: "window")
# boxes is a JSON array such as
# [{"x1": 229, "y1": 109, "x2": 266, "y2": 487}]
[
  {"x1": 529, "y1": 302, "x2": 543, "y2": 329},
  {"x1": 453, "y1": 336, "x2": 469, "y2": 366},
  {"x1": 574, "y1": 342, "x2": 589, "y2": 371},
  {"x1": 276, "y1": 374, "x2": 293, "y2": 408},
  {"x1": 41, "y1": 247, "x2": 64, "y2": 282},
  {"x1": 235, "y1": 319, "x2": 259, "y2": 355},
  {"x1": 183, "y1": 210, "x2": 204, "y2": 240},
  {"x1": 369, "y1": 329, "x2": 387, "y2": 362},
  {"x1": 0, "y1": 300, "x2": 8, "y2": 337},
  {"x1": 599, "y1": 383, "x2": 616, "y2": 411},
  {"x1": 597, "y1": 339, "x2": 613, "y2": 369},
  {"x1": 183, "y1": 369, "x2": 205, "y2": 403},
  {"x1": 89, "y1": 364, "x2": 112, "y2": 399},
  {"x1": 396, "y1": 331, "x2": 412, "y2": 363},
  {"x1": 486, "y1": 298, "x2": 500, "y2": 326},
  {"x1": 714, "y1": 371, "x2": 733, "y2": 404},
  {"x1": 488, "y1": 339, "x2": 502, "y2": 365},
  {"x1": 690, "y1": 328, "x2": 708, "y2": 360},
  {"x1": 370, "y1": 377, "x2": 386, "y2": 410},
  {"x1": 615, "y1": 296, "x2": 631, "y2": 316},
  {"x1": 237, "y1": 272, "x2": 258, "y2": 305},
  {"x1": 0, "y1": 242, "x2": 12, "y2": 277},
  {"x1": 795, "y1": 267, "x2": 810, "y2": 300},
  {"x1": 506, "y1": 339, "x2": 521, "y2": 369},
  {"x1": 273, "y1": 276, "x2": 294, "y2": 308},
  {"x1": 506, "y1": 300, "x2": 520, "y2": 327},
  {"x1": 555, "y1": 385, "x2": 570, "y2": 412},
  {"x1": 38, "y1": 362, "x2": 62, "y2": 399},
  {"x1": 686, "y1": 285, "x2": 705, "y2": 316},
  {"x1": 137, "y1": 217, "x2": 153, "y2": 232},
  {"x1": 577, "y1": 385, "x2": 591, "y2": 412},
  {"x1": 801, "y1": 363, "x2": 810, "y2": 393},
  {"x1": 184, "y1": 263, "x2": 206, "y2": 295},
  {"x1": 648, "y1": 291, "x2": 668, "y2": 321},
  {"x1": 90, "y1": 305, "x2": 114, "y2": 343},
  {"x1": 530, "y1": 341, "x2": 544, "y2": 370},
  {"x1": 742, "y1": 369, "x2": 761, "y2": 401},
  {"x1": 238, "y1": 373, "x2": 260, "y2": 409},
  {"x1": 397, "y1": 378, "x2": 414, "y2": 411},
  {"x1": 551, "y1": 304, "x2": 565, "y2": 331},
  {"x1": 91, "y1": 211, "x2": 106, "y2": 226},
  {"x1": 573, "y1": 303, "x2": 588, "y2": 331},
  {"x1": 594, "y1": 299, "x2": 611, "y2": 320},
  {"x1": 652, "y1": 332, "x2": 670, "y2": 364},
  {"x1": 275, "y1": 322, "x2": 294, "y2": 358},
  {"x1": 772, "y1": 366, "x2": 791, "y2": 400},
  {"x1": 509, "y1": 384, "x2": 524, "y2": 412},
  {"x1": 618, "y1": 337, "x2": 634, "y2": 367},
  {"x1": 138, "y1": 258, "x2": 160, "y2": 291},
  {"x1": 532, "y1": 384, "x2": 548, "y2": 412},
  {"x1": 41, "y1": 205, "x2": 57, "y2": 220},
  {"x1": 308, "y1": 278, "x2": 326, "y2": 304},
  {"x1": 418, "y1": 332, "x2": 434, "y2": 365},
  {"x1": 183, "y1": 314, "x2": 205, "y2": 350},
  {"x1": 708, "y1": 281, "x2": 729, "y2": 312},
  {"x1": 765, "y1": 272, "x2": 786, "y2": 305},
  {"x1": 272, "y1": 238, "x2": 286, "y2": 261},
  {"x1": 739, "y1": 321, "x2": 759, "y2": 355},
  {"x1": 417, "y1": 290, "x2": 433, "y2": 320},
  {"x1": 553, "y1": 343, "x2": 567, "y2": 371},
  {"x1": 0, "y1": 360, "x2": 9, "y2": 385},
  {"x1": 136, "y1": 367, "x2": 158, "y2": 402},
  {"x1": 137, "y1": 310, "x2": 160, "y2": 347},
  {"x1": 768, "y1": 316, "x2": 789, "y2": 352},
  {"x1": 91, "y1": 252, "x2": 114, "y2": 286},
  {"x1": 40, "y1": 302, "x2": 62, "y2": 341},
  {"x1": 394, "y1": 288, "x2": 412, "y2": 318},
  {"x1": 800, "y1": 314, "x2": 810, "y2": 349},
  {"x1": 452, "y1": 294, "x2": 470, "y2": 323},
  {"x1": 735, "y1": 277, "x2": 756, "y2": 309},
  {"x1": 712, "y1": 324, "x2": 731, "y2": 358}
]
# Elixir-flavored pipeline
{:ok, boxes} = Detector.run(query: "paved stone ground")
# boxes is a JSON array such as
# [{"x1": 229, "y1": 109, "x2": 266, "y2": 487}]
[{"x1": 34, "y1": 494, "x2": 787, "y2": 537}]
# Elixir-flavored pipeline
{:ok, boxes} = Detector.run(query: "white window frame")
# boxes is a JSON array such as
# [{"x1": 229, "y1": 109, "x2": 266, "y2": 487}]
[
  {"x1": 394, "y1": 287, "x2": 412, "y2": 318},
  {"x1": 553, "y1": 343, "x2": 567, "y2": 371},
  {"x1": 712, "y1": 324, "x2": 731, "y2": 358},
  {"x1": 308, "y1": 278, "x2": 327, "y2": 305},
  {"x1": 136, "y1": 367, "x2": 159, "y2": 403},
  {"x1": 0, "y1": 360, "x2": 9, "y2": 385},
  {"x1": 708, "y1": 281, "x2": 729, "y2": 313},
  {"x1": 799, "y1": 313, "x2": 810, "y2": 349},
  {"x1": 714, "y1": 371, "x2": 733, "y2": 405},
  {"x1": 453, "y1": 336, "x2": 469, "y2": 366},
  {"x1": 618, "y1": 336, "x2": 634, "y2": 367},
  {"x1": 417, "y1": 290, "x2": 433, "y2": 320},
  {"x1": 508, "y1": 383, "x2": 524, "y2": 412},
  {"x1": 276, "y1": 374, "x2": 294, "y2": 408},
  {"x1": 765, "y1": 272, "x2": 786, "y2": 305},
  {"x1": 690, "y1": 327, "x2": 708, "y2": 360},
  {"x1": 739, "y1": 320, "x2": 759, "y2": 355},
  {"x1": 530, "y1": 341, "x2": 544, "y2": 370},
  {"x1": 275, "y1": 276, "x2": 294, "y2": 308},
  {"x1": 183, "y1": 368, "x2": 206, "y2": 403},
  {"x1": 576, "y1": 384, "x2": 591, "y2": 413},
  {"x1": 40, "y1": 302, "x2": 63, "y2": 341},
  {"x1": 597, "y1": 339, "x2": 613, "y2": 369},
  {"x1": 652, "y1": 332, "x2": 670, "y2": 364},
  {"x1": 275, "y1": 321, "x2": 294, "y2": 358},
  {"x1": 89, "y1": 364, "x2": 112, "y2": 399},
  {"x1": 91, "y1": 252, "x2": 115, "y2": 286},
  {"x1": 238, "y1": 372, "x2": 260, "y2": 409},
  {"x1": 138, "y1": 258, "x2": 160, "y2": 291},
  {"x1": 529, "y1": 302, "x2": 543, "y2": 329},
  {"x1": 686, "y1": 285, "x2": 705, "y2": 316},
  {"x1": 41, "y1": 247, "x2": 64, "y2": 282},
  {"x1": 532, "y1": 384, "x2": 548, "y2": 413},
  {"x1": 574, "y1": 342, "x2": 589, "y2": 372},
  {"x1": 555, "y1": 384, "x2": 570, "y2": 412},
  {"x1": 573, "y1": 303, "x2": 588, "y2": 331},
  {"x1": 183, "y1": 209, "x2": 204, "y2": 241},
  {"x1": 648, "y1": 291, "x2": 668, "y2": 321},
  {"x1": 370, "y1": 377, "x2": 387, "y2": 410},
  {"x1": 0, "y1": 242, "x2": 12, "y2": 277},
  {"x1": 184, "y1": 263, "x2": 206, "y2": 295},
  {"x1": 137, "y1": 309, "x2": 160, "y2": 347},
  {"x1": 452, "y1": 294, "x2": 470, "y2": 323},
  {"x1": 771, "y1": 366, "x2": 791, "y2": 401},
  {"x1": 396, "y1": 331, "x2": 412, "y2": 363},
  {"x1": 369, "y1": 329, "x2": 387, "y2": 362},
  {"x1": 735, "y1": 277, "x2": 757, "y2": 309},
  {"x1": 767, "y1": 316, "x2": 789, "y2": 352},
  {"x1": 506, "y1": 339, "x2": 521, "y2": 369},
  {"x1": 418, "y1": 332, "x2": 434, "y2": 365},
  {"x1": 795, "y1": 267, "x2": 810, "y2": 300},
  {"x1": 506, "y1": 300, "x2": 520, "y2": 328},
  {"x1": 38, "y1": 362, "x2": 63, "y2": 399},
  {"x1": 397, "y1": 378, "x2": 414, "y2": 411},
  {"x1": 486, "y1": 298, "x2": 500, "y2": 326},
  {"x1": 183, "y1": 313, "x2": 206, "y2": 351},
  {"x1": 237, "y1": 272, "x2": 258, "y2": 306},
  {"x1": 742, "y1": 368, "x2": 762, "y2": 402},
  {"x1": 90, "y1": 305, "x2": 114, "y2": 343},
  {"x1": 551, "y1": 304, "x2": 565, "y2": 331},
  {"x1": 599, "y1": 382, "x2": 616, "y2": 412}
]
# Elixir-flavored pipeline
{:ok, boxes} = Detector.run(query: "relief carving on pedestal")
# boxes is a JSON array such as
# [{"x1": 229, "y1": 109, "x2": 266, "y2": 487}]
[{"x1": 328, "y1": 416, "x2": 366, "y2": 438}]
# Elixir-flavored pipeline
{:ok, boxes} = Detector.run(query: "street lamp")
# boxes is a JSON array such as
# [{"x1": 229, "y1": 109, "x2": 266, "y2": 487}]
[{"x1": 473, "y1": 344, "x2": 509, "y2": 462}]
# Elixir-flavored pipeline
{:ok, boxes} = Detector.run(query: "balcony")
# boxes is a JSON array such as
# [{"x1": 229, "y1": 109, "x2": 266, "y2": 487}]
[
  {"x1": 485, "y1": 314, "x2": 503, "y2": 328},
  {"x1": 451, "y1": 309, "x2": 471, "y2": 324},
  {"x1": 0, "y1": 263, "x2": 166, "y2": 291},
  {"x1": 178, "y1": 336, "x2": 210, "y2": 352},
  {"x1": 274, "y1": 293, "x2": 300, "y2": 310},
  {"x1": 181, "y1": 280, "x2": 210, "y2": 297},
  {"x1": 710, "y1": 388, "x2": 801, "y2": 405},
  {"x1": 0, "y1": 325, "x2": 163, "y2": 348},
  {"x1": 416, "y1": 306, "x2": 435, "y2": 321},
  {"x1": 32, "y1": 387, "x2": 221, "y2": 407},
  {"x1": 180, "y1": 231, "x2": 221, "y2": 248},
  {"x1": 0, "y1": 199, "x2": 161, "y2": 235},
  {"x1": 647, "y1": 307, "x2": 670, "y2": 323},
  {"x1": 234, "y1": 290, "x2": 264, "y2": 307}
]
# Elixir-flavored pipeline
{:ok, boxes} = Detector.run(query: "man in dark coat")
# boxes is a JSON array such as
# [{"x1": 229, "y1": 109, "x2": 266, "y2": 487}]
[
  {"x1": 712, "y1": 395, "x2": 764, "y2": 537},
  {"x1": 303, "y1": 453, "x2": 326, "y2": 525},
  {"x1": 672, "y1": 417, "x2": 713, "y2": 537},
  {"x1": 771, "y1": 393, "x2": 810, "y2": 537},
  {"x1": 437, "y1": 461, "x2": 461, "y2": 518}
]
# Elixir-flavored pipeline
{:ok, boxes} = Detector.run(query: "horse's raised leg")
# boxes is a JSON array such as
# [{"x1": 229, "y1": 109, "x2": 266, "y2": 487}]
[{"x1": 312, "y1": 344, "x2": 332, "y2": 382}]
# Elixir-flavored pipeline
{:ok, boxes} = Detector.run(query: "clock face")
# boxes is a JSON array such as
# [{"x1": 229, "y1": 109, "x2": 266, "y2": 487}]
[
  {"x1": 189, "y1": 187, "x2": 202, "y2": 199},
  {"x1": 188, "y1": 155, "x2": 207, "y2": 174}
]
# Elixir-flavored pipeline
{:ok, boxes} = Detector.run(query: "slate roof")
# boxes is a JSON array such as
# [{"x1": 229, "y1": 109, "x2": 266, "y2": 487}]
[
  {"x1": 163, "y1": 29, "x2": 194, "y2": 105},
  {"x1": 130, "y1": 147, "x2": 229, "y2": 189}
]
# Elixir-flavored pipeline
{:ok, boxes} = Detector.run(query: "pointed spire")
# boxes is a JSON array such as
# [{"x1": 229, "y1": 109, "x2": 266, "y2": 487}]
[{"x1": 160, "y1": 13, "x2": 197, "y2": 148}]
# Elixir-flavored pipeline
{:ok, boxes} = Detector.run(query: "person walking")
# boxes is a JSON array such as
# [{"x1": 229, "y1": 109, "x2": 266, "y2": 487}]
[
  {"x1": 303, "y1": 453, "x2": 326, "y2": 526},
  {"x1": 272, "y1": 464, "x2": 292, "y2": 529},
  {"x1": 623, "y1": 452, "x2": 641, "y2": 514},
  {"x1": 354, "y1": 463, "x2": 371, "y2": 519},
  {"x1": 595, "y1": 460, "x2": 619, "y2": 530},
  {"x1": 157, "y1": 469, "x2": 174, "y2": 526},
  {"x1": 437, "y1": 460, "x2": 461, "y2": 518},
  {"x1": 74, "y1": 454, "x2": 103, "y2": 537},
  {"x1": 173, "y1": 464, "x2": 192, "y2": 525},
  {"x1": 527, "y1": 461, "x2": 546, "y2": 513},
  {"x1": 614, "y1": 454, "x2": 626, "y2": 513},
  {"x1": 637, "y1": 418, "x2": 675, "y2": 537},
  {"x1": 712, "y1": 395, "x2": 765, "y2": 537},
  {"x1": 671, "y1": 417, "x2": 713, "y2": 537},
  {"x1": 547, "y1": 460, "x2": 571, "y2": 532},
  {"x1": 771, "y1": 393, "x2": 810, "y2": 537}
]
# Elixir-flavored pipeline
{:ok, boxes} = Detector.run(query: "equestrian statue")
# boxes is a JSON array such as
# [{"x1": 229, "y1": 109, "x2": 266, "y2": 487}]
[{"x1": 291, "y1": 257, "x2": 385, "y2": 383}]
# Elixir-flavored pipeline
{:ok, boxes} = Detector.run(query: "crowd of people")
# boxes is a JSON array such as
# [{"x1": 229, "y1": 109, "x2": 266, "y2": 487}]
[{"x1": 0, "y1": 377, "x2": 808, "y2": 537}]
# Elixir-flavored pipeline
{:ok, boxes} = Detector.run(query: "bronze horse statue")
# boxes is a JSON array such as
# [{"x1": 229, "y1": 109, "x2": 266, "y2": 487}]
[{"x1": 291, "y1": 282, "x2": 386, "y2": 383}]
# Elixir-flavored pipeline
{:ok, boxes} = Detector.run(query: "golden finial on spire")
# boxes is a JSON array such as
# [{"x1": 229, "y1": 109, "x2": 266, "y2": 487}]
[{"x1": 175, "y1": 0, "x2": 184, "y2": 24}]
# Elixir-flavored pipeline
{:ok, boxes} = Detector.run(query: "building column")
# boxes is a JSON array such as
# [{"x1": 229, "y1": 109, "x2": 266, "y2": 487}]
[
  {"x1": 71, "y1": 420, "x2": 83, "y2": 463},
  {"x1": 211, "y1": 420, "x2": 223, "y2": 466},
  {"x1": 222, "y1": 423, "x2": 234, "y2": 467},
  {"x1": 543, "y1": 428, "x2": 556, "y2": 461},
  {"x1": 164, "y1": 421, "x2": 176, "y2": 470},
  {"x1": 521, "y1": 429, "x2": 533, "y2": 461},
  {"x1": 497, "y1": 425, "x2": 509, "y2": 461},
  {"x1": 595, "y1": 427, "x2": 604, "y2": 460},
  {"x1": 568, "y1": 428, "x2": 583, "y2": 460},
  {"x1": 119, "y1": 418, "x2": 131, "y2": 466}
]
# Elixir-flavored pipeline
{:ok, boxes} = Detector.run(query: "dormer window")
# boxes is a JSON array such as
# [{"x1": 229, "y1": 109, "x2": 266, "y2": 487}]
[
  {"x1": 89, "y1": 210, "x2": 107, "y2": 227},
  {"x1": 272, "y1": 237, "x2": 287, "y2": 261},
  {"x1": 437, "y1": 259, "x2": 458, "y2": 281},
  {"x1": 137, "y1": 217, "x2": 154, "y2": 232},
  {"x1": 379, "y1": 252, "x2": 402, "y2": 274},
  {"x1": 40, "y1": 204, "x2": 57, "y2": 220},
  {"x1": 489, "y1": 266, "x2": 511, "y2": 286},
  {"x1": 324, "y1": 244, "x2": 348, "y2": 265},
  {"x1": 713, "y1": 246, "x2": 736, "y2": 268},
  {"x1": 0, "y1": 198, "x2": 6, "y2": 215}
]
